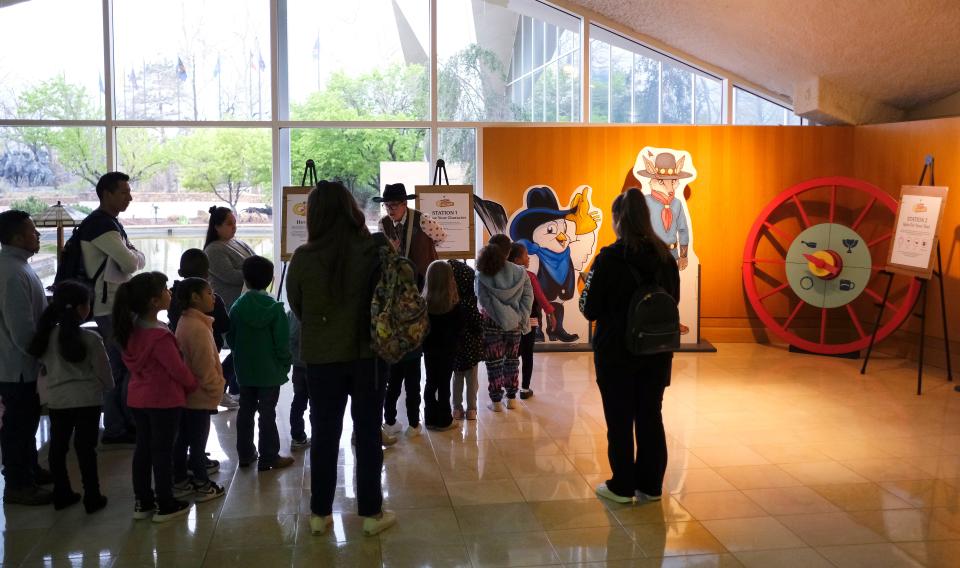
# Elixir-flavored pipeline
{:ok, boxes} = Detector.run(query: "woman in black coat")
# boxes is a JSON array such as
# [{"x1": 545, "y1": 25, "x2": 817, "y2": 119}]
[{"x1": 579, "y1": 188, "x2": 680, "y2": 504}]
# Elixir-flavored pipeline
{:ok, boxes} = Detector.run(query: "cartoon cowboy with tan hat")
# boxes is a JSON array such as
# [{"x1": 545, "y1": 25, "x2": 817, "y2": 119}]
[{"x1": 638, "y1": 150, "x2": 692, "y2": 334}]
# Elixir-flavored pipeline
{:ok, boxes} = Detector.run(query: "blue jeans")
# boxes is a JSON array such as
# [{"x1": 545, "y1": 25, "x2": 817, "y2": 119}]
[
  {"x1": 95, "y1": 315, "x2": 134, "y2": 438},
  {"x1": 237, "y1": 386, "x2": 281, "y2": 465}
]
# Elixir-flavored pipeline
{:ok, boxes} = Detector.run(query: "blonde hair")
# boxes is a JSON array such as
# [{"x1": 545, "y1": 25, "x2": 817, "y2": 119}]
[{"x1": 423, "y1": 260, "x2": 459, "y2": 315}]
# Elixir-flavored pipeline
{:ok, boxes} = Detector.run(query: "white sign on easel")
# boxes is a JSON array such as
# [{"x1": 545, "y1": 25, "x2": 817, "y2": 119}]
[{"x1": 886, "y1": 185, "x2": 948, "y2": 280}]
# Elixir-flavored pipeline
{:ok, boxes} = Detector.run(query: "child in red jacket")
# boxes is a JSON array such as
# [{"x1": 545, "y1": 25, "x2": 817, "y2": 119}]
[{"x1": 112, "y1": 272, "x2": 198, "y2": 523}]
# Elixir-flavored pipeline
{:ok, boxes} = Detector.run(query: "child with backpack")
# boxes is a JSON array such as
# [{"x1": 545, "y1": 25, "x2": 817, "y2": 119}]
[
  {"x1": 171, "y1": 278, "x2": 227, "y2": 503},
  {"x1": 449, "y1": 260, "x2": 483, "y2": 421},
  {"x1": 421, "y1": 261, "x2": 464, "y2": 431},
  {"x1": 113, "y1": 272, "x2": 198, "y2": 522},
  {"x1": 29, "y1": 281, "x2": 112, "y2": 513},
  {"x1": 227, "y1": 255, "x2": 295, "y2": 471},
  {"x1": 167, "y1": 248, "x2": 235, "y2": 411}
]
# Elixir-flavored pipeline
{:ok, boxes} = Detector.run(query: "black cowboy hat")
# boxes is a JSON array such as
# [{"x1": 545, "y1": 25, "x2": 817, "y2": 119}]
[
  {"x1": 509, "y1": 186, "x2": 572, "y2": 241},
  {"x1": 372, "y1": 183, "x2": 416, "y2": 203}
]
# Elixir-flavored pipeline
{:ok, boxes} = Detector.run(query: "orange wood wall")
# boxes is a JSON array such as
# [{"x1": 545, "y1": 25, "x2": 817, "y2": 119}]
[{"x1": 482, "y1": 125, "x2": 855, "y2": 338}]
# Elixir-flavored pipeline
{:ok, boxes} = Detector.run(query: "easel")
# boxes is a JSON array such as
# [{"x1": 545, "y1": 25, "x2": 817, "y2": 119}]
[
  {"x1": 860, "y1": 157, "x2": 953, "y2": 394},
  {"x1": 276, "y1": 160, "x2": 319, "y2": 300},
  {"x1": 432, "y1": 159, "x2": 450, "y2": 185}
]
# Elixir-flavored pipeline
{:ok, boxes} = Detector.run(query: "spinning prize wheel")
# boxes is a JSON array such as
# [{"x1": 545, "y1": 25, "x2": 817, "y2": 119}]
[{"x1": 743, "y1": 177, "x2": 922, "y2": 355}]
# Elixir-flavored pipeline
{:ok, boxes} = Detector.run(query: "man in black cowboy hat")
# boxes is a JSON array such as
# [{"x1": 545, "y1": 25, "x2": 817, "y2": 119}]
[{"x1": 374, "y1": 183, "x2": 447, "y2": 289}]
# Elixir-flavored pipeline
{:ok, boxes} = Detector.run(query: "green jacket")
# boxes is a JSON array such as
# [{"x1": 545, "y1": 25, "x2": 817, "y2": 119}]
[
  {"x1": 286, "y1": 234, "x2": 379, "y2": 365},
  {"x1": 227, "y1": 290, "x2": 291, "y2": 387}
]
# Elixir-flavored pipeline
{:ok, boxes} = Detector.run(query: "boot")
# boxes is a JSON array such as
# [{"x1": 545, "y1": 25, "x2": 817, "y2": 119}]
[
  {"x1": 546, "y1": 303, "x2": 579, "y2": 342},
  {"x1": 534, "y1": 326, "x2": 546, "y2": 343}
]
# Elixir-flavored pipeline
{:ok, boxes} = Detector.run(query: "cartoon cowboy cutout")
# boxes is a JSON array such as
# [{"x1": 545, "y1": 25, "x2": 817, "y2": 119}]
[
  {"x1": 636, "y1": 149, "x2": 696, "y2": 335},
  {"x1": 509, "y1": 186, "x2": 601, "y2": 343}
]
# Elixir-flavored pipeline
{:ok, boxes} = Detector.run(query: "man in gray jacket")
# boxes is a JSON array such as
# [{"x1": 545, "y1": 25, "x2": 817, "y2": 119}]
[
  {"x1": 0, "y1": 210, "x2": 52, "y2": 505},
  {"x1": 80, "y1": 172, "x2": 145, "y2": 444}
]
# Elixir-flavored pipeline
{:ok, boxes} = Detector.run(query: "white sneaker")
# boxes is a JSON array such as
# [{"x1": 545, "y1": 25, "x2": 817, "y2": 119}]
[
  {"x1": 596, "y1": 483, "x2": 633, "y2": 504},
  {"x1": 381, "y1": 426, "x2": 398, "y2": 446},
  {"x1": 505, "y1": 398, "x2": 518, "y2": 410},
  {"x1": 311, "y1": 514, "x2": 333, "y2": 535},
  {"x1": 635, "y1": 491, "x2": 662, "y2": 503},
  {"x1": 172, "y1": 479, "x2": 194, "y2": 500},
  {"x1": 219, "y1": 393, "x2": 239, "y2": 410},
  {"x1": 362, "y1": 510, "x2": 397, "y2": 536},
  {"x1": 383, "y1": 422, "x2": 403, "y2": 436},
  {"x1": 405, "y1": 424, "x2": 422, "y2": 438},
  {"x1": 488, "y1": 401, "x2": 503, "y2": 413}
]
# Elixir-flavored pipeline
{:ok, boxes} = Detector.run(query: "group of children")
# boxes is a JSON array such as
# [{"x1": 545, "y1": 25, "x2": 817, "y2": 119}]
[
  {"x1": 30, "y1": 234, "x2": 546, "y2": 522},
  {"x1": 32, "y1": 248, "x2": 300, "y2": 522}
]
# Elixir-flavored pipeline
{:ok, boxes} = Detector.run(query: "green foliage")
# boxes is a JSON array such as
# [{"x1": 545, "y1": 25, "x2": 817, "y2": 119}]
[
  {"x1": 9, "y1": 196, "x2": 49, "y2": 216},
  {"x1": 174, "y1": 129, "x2": 272, "y2": 212},
  {"x1": 438, "y1": 44, "x2": 514, "y2": 122}
]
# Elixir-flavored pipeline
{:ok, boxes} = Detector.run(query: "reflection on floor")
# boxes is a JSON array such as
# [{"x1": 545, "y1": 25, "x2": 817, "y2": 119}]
[{"x1": 3, "y1": 343, "x2": 960, "y2": 567}]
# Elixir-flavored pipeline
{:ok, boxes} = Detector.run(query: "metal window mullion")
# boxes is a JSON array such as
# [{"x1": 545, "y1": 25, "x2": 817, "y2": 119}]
[
  {"x1": 581, "y1": 16, "x2": 589, "y2": 122},
  {"x1": 103, "y1": 0, "x2": 115, "y2": 171},
  {"x1": 430, "y1": 0, "x2": 438, "y2": 161},
  {"x1": 272, "y1": 0, "x2": 286, "y2": 288}
]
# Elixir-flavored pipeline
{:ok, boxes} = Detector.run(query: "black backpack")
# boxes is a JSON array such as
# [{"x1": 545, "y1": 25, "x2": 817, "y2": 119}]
[
  {"x1": 53, "y1": 222, "x2": 107, "y2": 299},
  {"x1": 624, "y1": 263, "x2": 680, "y2": 355}
]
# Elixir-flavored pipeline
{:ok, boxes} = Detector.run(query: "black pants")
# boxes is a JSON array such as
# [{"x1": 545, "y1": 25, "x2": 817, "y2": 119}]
[
  {"x1": 173, "y1": 409, "x2": 212, "y2": 483},
  {"x1": 308, "y1": 358, "x2": 386, "y2": 517},
  {"x1": 221, "y1": 354, "x2": 239, "y2": 395},
  {"x1": 290, "y1": 366, "x2": 310, "y2": 441},
  {"x1": 49, "y1": 406, "x2": 102, "y2": 500},
  {"x1": 596, "y1": 356, "x2": 671, "y2": 498},
  {"x1": 423, "y1": 349, "x2": 454, "y2": 428},
  {"x1": 95, "y1": 315, "x2": 135, "y2": 438},
  {"x1": 237, "y1": 386, "x2": 281, "y2": 465},
  {"x1": 383, "y1": 356, "x2": 421, "y2": 427},
  {"x1": 131, "y1": 407, "x2": 182, "y2": 506},
  {"x1": 519, "y1": 329, "x2": 536, "y2": 390},
  {"x1": 0, "y1": 380, "x2": 42, "y2": 489}
]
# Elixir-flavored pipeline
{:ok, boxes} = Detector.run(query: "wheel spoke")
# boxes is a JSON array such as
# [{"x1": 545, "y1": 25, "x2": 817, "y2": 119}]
[
  {"x1": 820, "y1": 308, "x2": 828, "y2": 344},
  {"x1": 851, "y1": 197, "x2": 877, "y2": 231},
  {"x1": 863, "y1": 286, "x2": 897, "y2": 311},
  {"x1": 829, "y1": 185, "x2": 837, "y2": 223},
  {"x1": 867, "y1": 232, "x2": 892, "y2": 248},
  {"x1": 846, "y1": 304, "x2": 867, "y2": 339},
  {"x1": 791, "y1": 195, "x2": 811, "y2": 228},
  {"x1": 783, "y1": 300, "x2": 806, "y2": 329},
  {"x1": 749, "y1": 258, "x2": 786, "y2": 265},
  {"x1": 762, "y1": 221, "x2": 793, "y2": 243},
  {"x1": 759, "y1": 282, "x2": 790, "y2": 301}
]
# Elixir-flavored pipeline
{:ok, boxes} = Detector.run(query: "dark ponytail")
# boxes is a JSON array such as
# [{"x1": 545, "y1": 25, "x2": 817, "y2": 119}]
[
  {"x1": 204, "y1": 206, "x2": 232, "y2": 248},
  {"x1": 612, "y1": 188, "x2": 674, "y2": 265},
  {"x1": 476, "y1": 244, "x2": 507, "y2": 277},
  {"x1": 28, "y1": 280, "x2": 91, "y2": 363},
  {"x1": 175, "y1": 277, "x2": 210, "y2": 310},
  {"x1": 112, "y1": 272, "x2": 169, "y2": 349}
]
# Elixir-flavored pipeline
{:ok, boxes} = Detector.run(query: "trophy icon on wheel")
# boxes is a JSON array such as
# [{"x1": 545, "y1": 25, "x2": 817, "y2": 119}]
[{"x1": 842, "y1": 238, "x2": 859, "y2": 253}]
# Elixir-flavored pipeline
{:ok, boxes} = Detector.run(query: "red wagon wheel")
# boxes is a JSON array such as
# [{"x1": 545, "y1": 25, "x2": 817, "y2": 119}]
[{"x1": 742, "y1": 176, "x2": 921, "y2": 355}]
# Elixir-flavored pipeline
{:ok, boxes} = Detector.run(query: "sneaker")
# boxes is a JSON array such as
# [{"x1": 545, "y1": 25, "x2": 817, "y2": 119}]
[
  {"x1": 101, "y1": 433, "x2": 137, "y2": 447},
  {"x1": 635, "y1": 491, "x2": 662, "y2": 503},
  {"x1": 519, "y1": 388, "x2": 534, "y2": 400},
  {"x1": 172, "y1": 479, "x2": 194, "y2": 500},
  {"x1": 258, "y1": 455, "x2": 295, "y2": 471},
  {"x1": 381, "y1": 426, "x2": 398, "y2": 447},
  {"x1": 362, "y1": 509, "x2": 397, "y2": 536},
  {"x1": 204, "y1": 457, "x2": 220, "y2": 475},
  {"x1": 133, "y1": 499, "x2": 156, "y2": 520},
  {"x1": 311, "y1": 514, "x2": 333, "y2": 535},
  {"x1": 383, "y1": 421, "x2": 403, "y2": 436},
  {"x1": 84, "y1": 494, "x2": 108, "y2": 514},
  {"x1": 191, "y1": 480, "x2": 225, "y2": 503},
  {"x1": 466, "y1": 409, "x2": 477, "y2": 420},
  {"x1": 488, "y1": 401, "x2": 503, "y2": 413},
  {"x1": 405, "y1": 424, "x2": 422, "y2": 438},
  {"x1": 595, "y1": 483, "x2": 633, "y2": 504},
  {"x1": 291, "y1": 436, "x2": 311, "y2": 451},
  {"x1": 505, "y1": 397, "x2": 518, "y2": 409},
  {"x1": 425, "y1": 422, "x2": 459, "y2": 432},
  {"x1": 153, "y1": 499, "x2": 190, "y2": 523},
  {"x1": 35, "y1": 467, "x2": 54, "y2": 485},
  {"x1": 452, "y1": 408, "x2": 465, "y2": 420},
  {"x1": 53, "y1": 491, "x2": 81, "y2": 510},
  {"x1": 3, "y1": 485, "x2": 53, "y2": 506},
  {"x1": 238, "y1": 452, "x2": 259, "y2": 468},
  {"x1": 219, "y1": 393, "x2": 239, "y2": 410}
]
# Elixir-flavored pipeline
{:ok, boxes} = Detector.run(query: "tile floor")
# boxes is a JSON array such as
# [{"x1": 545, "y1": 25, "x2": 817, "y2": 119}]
[{"x1": 2, "y1": 343, "x2": 959, "y2": 567}]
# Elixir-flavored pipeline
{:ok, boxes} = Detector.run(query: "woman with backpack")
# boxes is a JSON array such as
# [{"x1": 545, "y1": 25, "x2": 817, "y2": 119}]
[
  {"x1": 286, "y1": 180, "x2": 396, "y2": 538},
  {"x1": 578, "y1": 188, "x2": 680, "y2": 505}
]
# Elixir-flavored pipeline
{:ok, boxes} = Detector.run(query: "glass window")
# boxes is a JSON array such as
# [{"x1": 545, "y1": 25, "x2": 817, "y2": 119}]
[
  {"x1": 558, "y1": 53, "x2": 580, "y2": 122},
  {"x1": 288, "y1": 127, "x2": 428, "y2": 225},
  {"x1": 113, "y1": 0, "x2": 271, "y2": 121},
  {"x1": 116, "y1": 128, "x2": 273, "y2": 221},
  {"x1": 589, "y1": 38, "x2": 610, "y2": 123},
  {"x1": 287, "y1": 0, "x2": 429, "y2": 121},
  {"x1": 0, "y1": 0, "x2": 104, "y2": 120},
  {"x1": 610, "y1": 46, "x2": 633, "y2": 123},
  {"x1": 661, "y1": 61, "x2": 693, "y2": 124},
  {"x1": 438, "y1": 0, "x2": 581, "y2": 122},
  {"x1": 695, "y1": 75, "x2": 723, "y2": 124},
  {"x1": 734, "y1": 87, "x2": 795, "y2": 125},
  {"x1": 632, "y1": 52, "x2": 660, "y2": 124},
  {"x1": 0, "y1": 126, "x2": 105, "y2": 195},
  {"x1": 438, "y1": 128, "x2": 477, "y2": 185}
]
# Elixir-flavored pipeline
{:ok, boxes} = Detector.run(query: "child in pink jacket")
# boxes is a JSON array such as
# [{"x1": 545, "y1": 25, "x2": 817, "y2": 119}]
[{"x1": 113, "y1": 272, "x2": 197, "y2": 523}]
